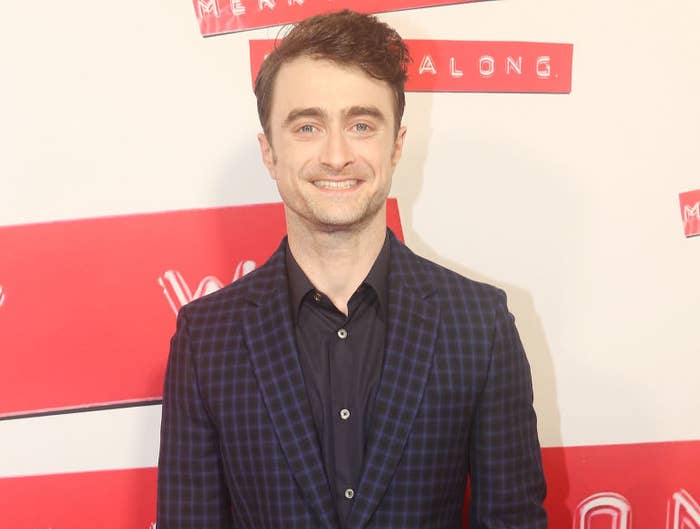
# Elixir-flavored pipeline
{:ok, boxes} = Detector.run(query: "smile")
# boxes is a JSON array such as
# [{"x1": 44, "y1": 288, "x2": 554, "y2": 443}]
[{"x1": 312, "y1": 179, "x2": 359, "y2": 190}]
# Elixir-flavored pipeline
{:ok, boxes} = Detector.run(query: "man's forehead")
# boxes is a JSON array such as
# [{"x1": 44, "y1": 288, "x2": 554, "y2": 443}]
[
  {"x1": 271, "y1": 56, "x2": 394, "y2": 114},
  {"x1": 277, "y1": 54, "x2": 366, "y2": 78}
]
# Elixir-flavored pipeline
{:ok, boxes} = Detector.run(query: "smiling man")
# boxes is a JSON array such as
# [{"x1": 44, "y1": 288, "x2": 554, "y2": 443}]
[{"x1": 157, "y1": 10, "x2": 547, "y2": 529}]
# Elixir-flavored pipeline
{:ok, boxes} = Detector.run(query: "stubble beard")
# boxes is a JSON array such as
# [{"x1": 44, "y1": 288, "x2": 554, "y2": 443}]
[{"x1": 297, "y1": 164, "x2": 386, "y2": 232}]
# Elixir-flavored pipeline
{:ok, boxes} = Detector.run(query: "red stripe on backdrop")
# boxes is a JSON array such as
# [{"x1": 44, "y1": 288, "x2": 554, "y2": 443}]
[
  {"x1": 0, "y1": 468, "x2": 158, "y2": 528},
  {"x1": 541, "y1": 440, "x2": 700, "y2": 529},
  {"x1": 0, "y1": 200, "x2": 404, "y2": 417},
  {"x1": 192, "y1": 0, "x2": 482, "y2": 36},
  {"x1": 1, "y1": 441, "x2": 698, "y2": 528},
  {"x1": 249, "y1": 40, "x2": 574, "y2": 94}
]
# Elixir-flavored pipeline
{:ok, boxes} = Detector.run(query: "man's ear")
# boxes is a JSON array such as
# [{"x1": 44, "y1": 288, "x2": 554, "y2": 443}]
[
  {"x1": 257, "y1": 133, "x2": 276, "y2": 178},
  {"x1": 391, "y1": 125, "x2": 407, "y2": 168}
]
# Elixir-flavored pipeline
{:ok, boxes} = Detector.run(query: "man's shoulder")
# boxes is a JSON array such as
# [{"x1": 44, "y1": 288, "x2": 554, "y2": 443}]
[
  {"x1": 178, "y1": 242, "x2": 285, "y2": 320},
  {"x1": 391, "y1": 236, "x2": 505, "y2": 305}
]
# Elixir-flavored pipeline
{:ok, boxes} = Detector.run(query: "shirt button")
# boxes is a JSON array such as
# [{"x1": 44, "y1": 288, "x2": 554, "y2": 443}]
[
  {"x1": 313, "y1": 291, "x2": 322, "y2": 302},
  {"x1": 344, "y1": 488, "x2": 355, "y2": 499},
  {"x1": 339, "y1": 408, "x2": 350, "y2": 420},
  {"x1": 337, "y1": 328, "x2": 348, "y2": 339}
]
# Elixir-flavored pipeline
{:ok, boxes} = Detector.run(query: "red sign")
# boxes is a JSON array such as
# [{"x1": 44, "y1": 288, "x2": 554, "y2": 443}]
[
  {"x1": 679, "y1": 189, "x2": 700, "y2": 237},
  {"x1": 542, "y1": 441, "x2": 700, "y2": 529},
  {"x1": 249, "y1": 39, "x2": 573, "y2": 94},
  {"x1": 192, "y1": 0, "x2": 480, "y2": 36},
  {"x1": 0, "y1": 200, "x2": 404, "y2": 417},
  {"x1": 0, "y1": 468, "x2": 157, "y2": 529},
  {"x1": 2, "y1": 441, "x2": 699, "y2": 528}
]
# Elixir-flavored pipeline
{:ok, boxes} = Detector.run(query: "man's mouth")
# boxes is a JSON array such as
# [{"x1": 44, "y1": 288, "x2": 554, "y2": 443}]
[{"x1": 312, "y1": 179, "x2": 359, "y2": 190}]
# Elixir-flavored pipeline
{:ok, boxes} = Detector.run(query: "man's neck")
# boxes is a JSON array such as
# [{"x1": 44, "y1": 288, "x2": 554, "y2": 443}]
[{"x1": 286, "y1": 213, "x2": 387, "y2": 316}]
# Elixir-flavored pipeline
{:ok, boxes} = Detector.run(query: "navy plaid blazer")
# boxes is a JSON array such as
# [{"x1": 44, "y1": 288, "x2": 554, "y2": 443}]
[{"x1": 157, "y1": 231, "x2": 547, "y2": 529}]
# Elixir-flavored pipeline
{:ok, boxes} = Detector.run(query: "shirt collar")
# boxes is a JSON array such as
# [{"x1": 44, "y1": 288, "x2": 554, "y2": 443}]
[{"x1": 285, "y1": 231, "x2": 390, "y2": 324}]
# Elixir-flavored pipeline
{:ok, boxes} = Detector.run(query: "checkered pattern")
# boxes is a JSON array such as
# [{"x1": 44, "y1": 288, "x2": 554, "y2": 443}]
[{"x1": 157, "y1": 231, "x2": 547, "y2": 529}]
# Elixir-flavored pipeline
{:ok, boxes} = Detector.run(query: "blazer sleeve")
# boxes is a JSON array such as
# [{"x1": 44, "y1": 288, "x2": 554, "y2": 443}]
[
  {"x1": 157, "y1": 307, "x2": 233, "y2": 528},
  {"x1": 467, "y1": 290, "x2": 548, "y2": 529}
]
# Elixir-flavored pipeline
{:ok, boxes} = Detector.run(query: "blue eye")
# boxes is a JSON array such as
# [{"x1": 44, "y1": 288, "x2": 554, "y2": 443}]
[
  {"x1": 298, "y1": 124, "x2": 316, "y2": 133},
  {"x1": 353, "y1": 123, "x2": 370, "y2": 132}
]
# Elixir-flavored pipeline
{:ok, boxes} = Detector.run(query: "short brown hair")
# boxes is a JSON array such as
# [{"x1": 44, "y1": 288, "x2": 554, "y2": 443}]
[{"x1": 254, "y1": 10, "x2": 410, "y2": 139}]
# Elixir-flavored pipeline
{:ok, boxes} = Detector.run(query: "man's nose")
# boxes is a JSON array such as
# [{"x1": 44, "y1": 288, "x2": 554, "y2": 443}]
[{"x1": 319, "y1": 128, "x2": 354, "y2": 172}]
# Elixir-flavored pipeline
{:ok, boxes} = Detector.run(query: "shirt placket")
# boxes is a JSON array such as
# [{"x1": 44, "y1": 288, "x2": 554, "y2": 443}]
[{"x1": 329, "y1": 303, "x2": 360, "y2": 522}]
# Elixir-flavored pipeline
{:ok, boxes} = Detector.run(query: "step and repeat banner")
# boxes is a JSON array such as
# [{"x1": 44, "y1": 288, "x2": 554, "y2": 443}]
[
  {"x1": 1, "y1": 0, "x2": 699, "y2": 527},
  {"x1": 0, "y1": 202, "x2": 402, "y2": 419},
  {"x1": 248, "y1": 39, "x2": 573, "y2": 93}
]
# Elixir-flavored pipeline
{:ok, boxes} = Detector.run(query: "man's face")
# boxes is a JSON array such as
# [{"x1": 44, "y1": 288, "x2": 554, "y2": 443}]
[{"x1": 258, "y1": 56, "x2": 406, "y2": 233}]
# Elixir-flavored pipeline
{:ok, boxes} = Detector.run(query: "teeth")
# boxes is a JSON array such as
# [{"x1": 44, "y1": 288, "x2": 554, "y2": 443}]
[{"x1": 313, "y1": 179, "x2": 358, "y2": 189}]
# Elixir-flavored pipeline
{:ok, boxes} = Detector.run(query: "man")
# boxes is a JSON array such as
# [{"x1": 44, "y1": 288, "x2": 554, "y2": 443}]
[{"x1": 157, "y1": 9, "x2": 547, "y2": 529}]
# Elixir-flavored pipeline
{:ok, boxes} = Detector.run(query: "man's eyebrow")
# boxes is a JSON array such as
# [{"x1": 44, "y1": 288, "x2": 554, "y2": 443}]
[
  {"x1": 344, "y1": 106, "x2": 386, "y2": 122},
  {"x1": 282, "y1": 107, "x2": 327, "y2": 128}
]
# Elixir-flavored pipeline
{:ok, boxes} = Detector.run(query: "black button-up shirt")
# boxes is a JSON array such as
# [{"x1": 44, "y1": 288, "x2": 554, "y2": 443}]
[{"x1": 285, "y1": 235, "x2": 390, "y2": 527}]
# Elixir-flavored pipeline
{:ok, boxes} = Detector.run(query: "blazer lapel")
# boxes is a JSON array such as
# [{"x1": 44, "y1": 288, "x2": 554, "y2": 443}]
[
  {"x1": 348, "y1": 237, "x2": 440, "y2": 529},
  {"x1": 242, "y1": 246, "x2": 340, "y2": 529}
]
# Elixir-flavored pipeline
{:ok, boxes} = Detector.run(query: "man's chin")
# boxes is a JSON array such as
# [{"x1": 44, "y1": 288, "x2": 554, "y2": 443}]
[
  {"x1": 307, "y1": 207, "x2": 383, "y2": 233},
  {"x1": 312, "y1": 215, "x2": 366, "y2": 231}
]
